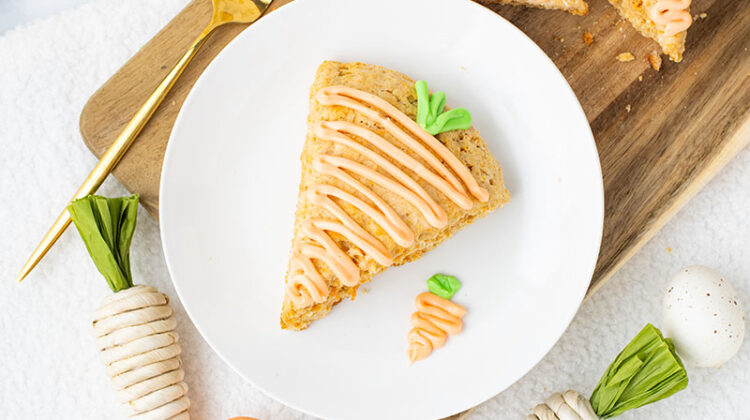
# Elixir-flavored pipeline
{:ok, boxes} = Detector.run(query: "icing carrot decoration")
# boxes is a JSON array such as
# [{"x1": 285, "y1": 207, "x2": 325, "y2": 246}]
[
  {"x1": 415, "y1": 80, "x2": 473, "y2": 135},
  {"x1": 407, "y1": 274, "x2": 466, "y2": 363}
]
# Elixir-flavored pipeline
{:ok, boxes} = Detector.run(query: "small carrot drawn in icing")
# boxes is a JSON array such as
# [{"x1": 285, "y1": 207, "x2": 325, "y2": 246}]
[{"x1": 407, "y1": 274, "x2": 466, "y2": 363}]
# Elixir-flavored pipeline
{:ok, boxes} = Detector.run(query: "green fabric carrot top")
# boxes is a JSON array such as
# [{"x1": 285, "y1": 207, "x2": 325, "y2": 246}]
[
  {"x1": 528, "y1": 323, "x2": 688, "y2": 420},
  {"x1": 68, "y1": 194, "x2": 138, "y2": 292},
  {"x1": 590, "y1": 323, "x2": 688, "y2": 418}
]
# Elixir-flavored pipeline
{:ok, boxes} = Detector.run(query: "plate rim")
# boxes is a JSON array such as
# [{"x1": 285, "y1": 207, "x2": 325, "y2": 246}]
[{"x1": 159, "y1": 0, "x2": 604, "y2": 417}]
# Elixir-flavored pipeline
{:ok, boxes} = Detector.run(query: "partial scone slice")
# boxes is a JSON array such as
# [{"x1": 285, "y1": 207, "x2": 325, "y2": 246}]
[
  {"x1": 609, "y1": 0, "x2": 691, "y2": 62},
  {"x1": 486, "y1": 0, "x2": 589, "y2": 16},
  {"x1": 281, "y1": 61, "x2": 510, "y2": 330}
]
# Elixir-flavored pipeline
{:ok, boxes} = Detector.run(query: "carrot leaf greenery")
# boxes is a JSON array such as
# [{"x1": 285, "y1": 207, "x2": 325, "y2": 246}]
[
  {"x1": 427, "y1": 274, "x2": 462, "y2": 299},
  {"x1": 68, "y1": 195, "x2": 139, "y2": 293},
  {"x1": 590, "y1": 323, "x2": 688, "y2": 418},
  {"x1": 415, "y1": 80, "x2": 472, "y2": 135}
]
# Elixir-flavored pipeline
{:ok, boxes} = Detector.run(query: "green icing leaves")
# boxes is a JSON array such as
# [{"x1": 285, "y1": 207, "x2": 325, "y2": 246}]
[
  {"x1": 415, "y1": 80, "x2": 472, "y2": 135},
  {"x1": 590, "y1": 323, "x2": 688, "y2": 418},
  {"x1": 68, "y1": 195, "x2": 139, "y2": 293},
  {"x1": 427, "y1": 274, "x2": 462, "y2": 299}
]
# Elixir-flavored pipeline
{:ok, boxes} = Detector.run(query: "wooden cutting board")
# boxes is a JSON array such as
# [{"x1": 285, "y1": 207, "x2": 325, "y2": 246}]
[
  {"x1": 80, "y1": 0, "x2": 750, "y2": 295},
  {"x1": 79, "y1": 0, "x2": 748, "y2": 417}
]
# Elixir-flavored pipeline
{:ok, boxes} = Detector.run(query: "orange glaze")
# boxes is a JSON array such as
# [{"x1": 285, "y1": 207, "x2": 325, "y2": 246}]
[
  {"x1": 407, "y1": 292, "x2": 467, "y2": 363},
  {"x1": 648, "y1": 0, "x2": 692, "y2": 36},
  {"x1": 285, "y1": 86, "x2": 487, "y2": 308}
]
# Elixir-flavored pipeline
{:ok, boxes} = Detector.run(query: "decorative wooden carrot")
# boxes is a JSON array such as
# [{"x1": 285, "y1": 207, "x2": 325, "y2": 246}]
[
  {"x1": 527, "y1": 324, "x2": 688, "y2": 420},
  {"x1": 69, "y1": 195, "x2": 190, "y2": 420},
  {"x1": 528, "y1": 264, "x2": 749, "y2": 419},
  {"x1": 407, "y1": 274, "x2": 466, "y2": 363}
]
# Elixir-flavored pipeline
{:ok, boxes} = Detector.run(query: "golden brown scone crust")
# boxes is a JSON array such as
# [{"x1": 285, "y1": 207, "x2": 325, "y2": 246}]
[
  {"x1": 608, "y1": 0, "x2": 687, "y2": 62},
  {"x1": 281, "y1": 61, "x2": 510, "y2": 330},
  {"x1": 486, "y1": 0, "x2": 589, "y2": 16}
]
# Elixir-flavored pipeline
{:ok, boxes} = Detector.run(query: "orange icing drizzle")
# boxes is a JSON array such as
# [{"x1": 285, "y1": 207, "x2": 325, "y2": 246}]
[
  {"x1": 648, "y1": 0, "x2": 692, "y2": 36},
  {"x1": 285, "y1": 86, "x2": 488, "y2": 308},
  {"x1": 407, "y1": 292, "x2": 467, "y2": 363}
]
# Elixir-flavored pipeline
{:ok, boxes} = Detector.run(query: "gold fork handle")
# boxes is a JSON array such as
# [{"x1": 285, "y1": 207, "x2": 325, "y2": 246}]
[{"x1": 16, "y1": 28, "x2": 216, "y2": 283}]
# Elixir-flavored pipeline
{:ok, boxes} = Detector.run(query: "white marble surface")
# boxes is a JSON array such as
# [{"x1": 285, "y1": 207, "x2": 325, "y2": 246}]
[{"x1": 0, "y1": 0, "x2": 747, "y2": 419}]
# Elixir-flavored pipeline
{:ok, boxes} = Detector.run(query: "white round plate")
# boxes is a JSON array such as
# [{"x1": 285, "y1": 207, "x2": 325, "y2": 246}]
[{"x1": 160, "y1": 0, "x2": 603, "y2": 418}]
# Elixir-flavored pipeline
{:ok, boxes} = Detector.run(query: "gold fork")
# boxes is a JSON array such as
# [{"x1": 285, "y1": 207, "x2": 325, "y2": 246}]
[{"x1": 17, "y1": 0, "x2": 273, "y2": 283}]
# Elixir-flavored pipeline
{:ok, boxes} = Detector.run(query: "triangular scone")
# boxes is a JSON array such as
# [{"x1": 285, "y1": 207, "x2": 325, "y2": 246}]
[
  {"x1": 609, "y1": 0, "x2": 690, "y2": 62},
  {"x1": 281, "y1": 62, "x2": 510, "y2": 330},
  {"x1": 487, "y1": 0, "x2": 588, "y2": 16}
]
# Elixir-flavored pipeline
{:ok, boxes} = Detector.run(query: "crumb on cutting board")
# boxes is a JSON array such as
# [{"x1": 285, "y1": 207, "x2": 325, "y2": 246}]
[
  {"x1": 616, "y1": 52, "x2": 635, "y2": 62},
  {"x1": 626, "y1": 104, "x2": 632, "y2": 113},
  {"x1": 638, "y1": 75, "x2": 644, "y2": 81},
  {"x1": 648, "y1": 50, "x2": 663, "y2": 71},
  {"x1": 583, "y1": 31, "x2": 594, "y2": 46}
]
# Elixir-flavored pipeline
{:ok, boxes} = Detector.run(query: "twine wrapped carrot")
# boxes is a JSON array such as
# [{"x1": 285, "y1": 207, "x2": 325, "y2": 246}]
[
  {"x1": 528, "y1": 390, "x2": 597, "y2": 420},
  {"x1": 527, "y1": 324, "x2": 688, "y2": 419},
  {"x1": 69, "y1": 195, "x2": 190, "y2": 419}
]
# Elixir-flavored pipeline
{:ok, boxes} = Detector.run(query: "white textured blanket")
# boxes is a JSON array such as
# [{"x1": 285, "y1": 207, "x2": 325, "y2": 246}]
[{"x1": 0, "y1": 0, "x2": 747, "y2": 418}]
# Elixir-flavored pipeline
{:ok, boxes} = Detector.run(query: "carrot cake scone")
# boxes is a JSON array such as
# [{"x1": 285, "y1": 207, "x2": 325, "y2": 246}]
[
  {"x1": 608, "y1": 0, "x2": 692, "y2": 61},
  {"x1": 487, "y1": 0, "x2": 588, "y2": 16},
  {"x1": 281, "y1": 61, "x2": 510, "y2": 330}
]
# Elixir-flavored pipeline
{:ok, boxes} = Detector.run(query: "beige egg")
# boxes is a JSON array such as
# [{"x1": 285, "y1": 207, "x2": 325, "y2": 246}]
[{"x1": 663, "y1": 266, "x2": 745, "y2": 368}]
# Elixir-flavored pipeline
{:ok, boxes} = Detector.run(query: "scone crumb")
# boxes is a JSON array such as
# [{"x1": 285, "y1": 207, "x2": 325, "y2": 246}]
[
  {"x1": 583, "y1": 31, "x2": 594, "y2": 46},
  {"x1": 638, "y1": 75, "x2": 644, "y2": 81},
  {"x1": 625, "y1": 104, "x2": 632, "y2": 113},
  {"x1": 695, "y1": 12, "x2": 707, "y2": 19},
  {"x1": 648, "y1": 51, "x2": 663, "y2": 71},
  {"x1": 616, "y1": 52, "x2": 635, "y2": 62}
]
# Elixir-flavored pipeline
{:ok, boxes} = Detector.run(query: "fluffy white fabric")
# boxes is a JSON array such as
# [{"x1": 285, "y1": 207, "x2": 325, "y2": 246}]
[{"x1": 0, "y1": 0, "x2": 746, "y2": 418}]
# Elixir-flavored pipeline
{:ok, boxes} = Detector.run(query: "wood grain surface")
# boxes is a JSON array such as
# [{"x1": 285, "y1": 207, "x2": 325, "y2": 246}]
[
  {"x1": 80, "y1": 0, "x2": 750, "y2": 293},
  {"x1": 79, "y1": 0, "x2": 749, "y2": 415}
]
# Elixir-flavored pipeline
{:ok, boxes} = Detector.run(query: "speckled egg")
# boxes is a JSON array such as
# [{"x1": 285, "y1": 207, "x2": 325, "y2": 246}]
[{"x1": 663, "y1": 266, "x2": 745, "y2": 368}]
